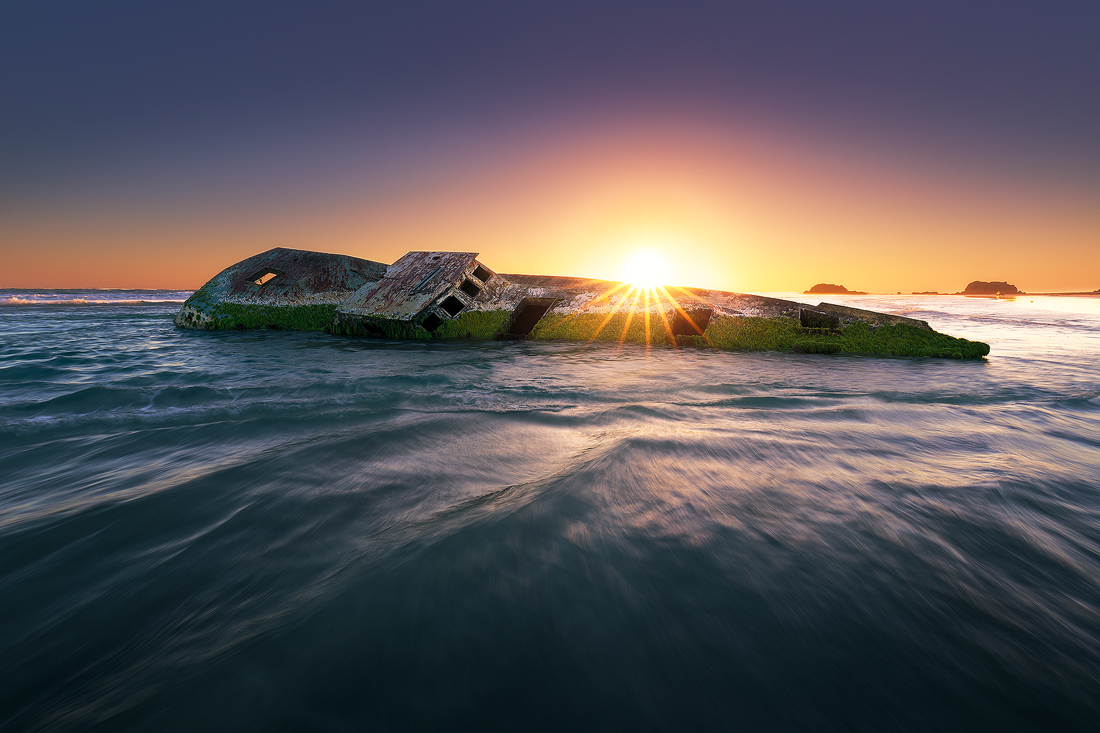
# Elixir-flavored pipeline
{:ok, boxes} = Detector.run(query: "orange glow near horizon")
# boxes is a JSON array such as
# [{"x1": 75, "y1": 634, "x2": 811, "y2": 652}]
[
  {"x1": 2, "y1": 117, "x2": 1098, "y2": 293},
  {"x1": 561, "y1": 279, "x2": 724, "y2": 356},
  {"x1": 620, "y1": 249, "x2": 673, "y2": 289}
]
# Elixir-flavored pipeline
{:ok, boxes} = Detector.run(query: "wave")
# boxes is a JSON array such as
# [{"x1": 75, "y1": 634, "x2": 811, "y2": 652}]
[
  {"x1": 0, "y1": 289, "x2": 191, "y2": 306},
  {"x1": 2, "y1": 299, "x2": 1100, "y2": 731}
]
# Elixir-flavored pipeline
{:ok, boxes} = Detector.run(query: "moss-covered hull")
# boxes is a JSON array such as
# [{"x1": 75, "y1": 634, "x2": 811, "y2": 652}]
[
  {"x1": 530, "y1": 313, "x2": 989, "y2": 358},
  {"x1": 176, "y1": 302, "x2": 339, "y2": 332},
  {"x1": 174, "y1": 247, "x2": 386, "y2": 331},
  {"x1": 178, "y1": 248, "x2": 990, "y2": 358}
]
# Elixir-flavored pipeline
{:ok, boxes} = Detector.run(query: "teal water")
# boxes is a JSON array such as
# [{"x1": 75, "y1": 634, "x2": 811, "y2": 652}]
[{"x1": 2, "y1": 291, "x2": 1099, "y2": 731}]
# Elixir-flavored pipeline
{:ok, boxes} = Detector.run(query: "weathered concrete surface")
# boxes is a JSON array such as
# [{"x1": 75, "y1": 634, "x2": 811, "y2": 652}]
[
  {"x1": 484, "y1": 275, "x2": 932, "y2": 332},
  {"x1": 464, "y1": 274, "x2": 814, "y2": 322},
  {"x1": 810, "y1": 302, "x2": 932, "y2": 331},
  {"x1": 175, "y1": 247, "x2": 387, "y2": 330},
  {"x1": 334, "y1": 252, "x2": 510, "y2": 337}
]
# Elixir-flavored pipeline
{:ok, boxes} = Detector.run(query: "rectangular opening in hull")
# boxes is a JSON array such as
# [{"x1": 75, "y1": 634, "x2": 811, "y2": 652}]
[
  {"x1": 460, "y1": 279, "x2": 481, "y2": 298},
  {"x1": 422, "y1": 313, "x2": 443, "y2": 332},
  {"x1": 247, "y1": 268, "x2": 284, "y2": 286},
  {"x1": 472, "y1": 265, "x2": 492, "y2": 283},
  {"x1": 508, "y1": 298, "x2": 557, "y2": 336},
  {"x1": 440, "y1": 295, "x2": 466, "y2": 317},
  {"x1": 671, "y1": 309, "x2": 712, "y2": 336}
]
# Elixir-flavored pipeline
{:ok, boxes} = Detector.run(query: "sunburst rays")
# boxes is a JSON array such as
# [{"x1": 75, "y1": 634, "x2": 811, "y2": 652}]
[
  {"x1": 566, "y1": 280, "x2": 713, "y2": 353},
  {"x1": 658, "y1": 285, "x2": 713, "y2": 344}
]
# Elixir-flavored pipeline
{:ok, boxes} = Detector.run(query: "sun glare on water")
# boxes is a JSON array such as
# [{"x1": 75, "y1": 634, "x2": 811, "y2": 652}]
[{"x1": 621, "y1": 249, "x2": 670, "y2": 289}]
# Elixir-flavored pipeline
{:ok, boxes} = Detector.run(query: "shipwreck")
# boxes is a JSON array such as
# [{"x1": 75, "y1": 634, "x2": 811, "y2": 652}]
[{"x1": 175, "y1": 248, "x2": 990, "y2": 358}]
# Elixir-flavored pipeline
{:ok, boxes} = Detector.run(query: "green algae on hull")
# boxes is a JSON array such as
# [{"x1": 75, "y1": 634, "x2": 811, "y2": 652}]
[
  {"x1": 530, "y1": 312, "x2": 656, "y2": 344},
  {"x1": 174, "y1": 246, "x2": 387, "y2": 332},
  {"x1": 327, "y1": 315, "x2": 429, "y2": 340},
  {"x1": 180, "y1": 299, "x2": 989, "y2": 359},
  {"x1": 178, "y1": 301, "x2": 338, "y2": 332},
  {"x1": 432, "y1": 310, "x2": 510, "y2": 340},
  {"x1": 824, "y1": 321, "x2": 989, "y2": 358},
  {"x1": 707, "y1": 317, "x2": 989, "y2": 358},
  {"x1": 176, "y1": 247, "x2": 989, "y2": 358},
  {"x1": 531, "y1": 313, "x2": 989, "y2": 359},
  {"x1": 703, "y1": 316, "x2": 993, "y2": 357},
  {"x1": 327, "y1": 309, "x2": 509, "y2": 340}
]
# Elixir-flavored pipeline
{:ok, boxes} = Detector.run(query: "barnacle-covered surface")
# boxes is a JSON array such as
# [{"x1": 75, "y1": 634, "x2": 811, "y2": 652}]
[{"x1": 174, "y1": 247, "x2": 386, "y2": 330}]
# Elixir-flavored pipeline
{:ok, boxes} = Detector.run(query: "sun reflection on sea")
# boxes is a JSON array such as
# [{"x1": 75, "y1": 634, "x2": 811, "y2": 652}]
[{"x1": 1004, "y1": 295, "x2": 1100, "y2": 316}]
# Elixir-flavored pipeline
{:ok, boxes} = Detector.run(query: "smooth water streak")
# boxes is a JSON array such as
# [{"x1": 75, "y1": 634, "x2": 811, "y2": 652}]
[{"x1": 1, "y1": 295, "x2": 1098, "y2": 731}]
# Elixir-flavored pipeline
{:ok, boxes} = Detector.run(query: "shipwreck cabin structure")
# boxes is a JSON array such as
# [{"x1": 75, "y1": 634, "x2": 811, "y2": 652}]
[
  {"x1": 175, "y1": 248, "x2": 990, "y2": 358},
  {"x1": 333, "y1": 251, "x2": 507, "y2": 338}
]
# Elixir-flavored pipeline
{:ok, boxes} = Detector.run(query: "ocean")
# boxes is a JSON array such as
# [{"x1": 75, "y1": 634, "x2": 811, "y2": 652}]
[{"x1": 2, "y1": 289, "x2": 1098, "y2": 731}]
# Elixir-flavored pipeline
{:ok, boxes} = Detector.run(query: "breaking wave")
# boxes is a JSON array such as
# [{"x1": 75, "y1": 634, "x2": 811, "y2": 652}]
[{"x1": 0, "y1": 290, "x2": 190, "y2": 307}]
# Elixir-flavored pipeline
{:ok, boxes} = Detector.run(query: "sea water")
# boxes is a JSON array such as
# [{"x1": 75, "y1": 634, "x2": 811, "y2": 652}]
[{"x1": 2, "y1": 290, "x2": 1098, "y2": 731}]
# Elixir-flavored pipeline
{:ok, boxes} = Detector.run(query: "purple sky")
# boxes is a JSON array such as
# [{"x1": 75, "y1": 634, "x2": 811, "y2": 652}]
[{"x1": 2, "y1": 1, "x2": 1098, "y2": 290}]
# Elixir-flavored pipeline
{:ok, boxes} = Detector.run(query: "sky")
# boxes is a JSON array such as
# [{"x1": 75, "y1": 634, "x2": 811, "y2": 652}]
[{"x1": 2, "y1": 1, "x2": 1098, "y2": 293}]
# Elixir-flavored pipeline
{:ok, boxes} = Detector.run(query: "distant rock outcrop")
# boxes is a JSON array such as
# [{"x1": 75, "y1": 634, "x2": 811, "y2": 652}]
[
  {"x1": 963, "y1": 280, "x2": 1019, "y2": 295},
  {"x1": 804, "y1": 283, "x2": 867, "y2": 295},
  {"x1": 911, "y1": 291, "x2": 941, "y2": 295}
]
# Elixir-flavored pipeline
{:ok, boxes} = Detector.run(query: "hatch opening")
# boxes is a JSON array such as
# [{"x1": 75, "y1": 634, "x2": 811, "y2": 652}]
[
  {"x1": 422, "y1": 313, "x2": 443, "y2": 332},
  {"x1": 460, "y1": 279, "x2": 481, "y2": 298},
  {"x1": 440, "y1": 295, "x2": 466, "y2": 317},
  {"x1": 508, "y1": 298, "x2": 557, "y2": 337},
  {"x1": 671, "y1": 309, "x2": 712, "y2": 336},
  {"x1": 247, "y1": 268, "x2": 283, "y2": 286}
]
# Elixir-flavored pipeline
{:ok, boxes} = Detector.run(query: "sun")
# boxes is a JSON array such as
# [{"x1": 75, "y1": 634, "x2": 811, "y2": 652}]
[{"x1": 621, "y1": 249, "x2": 670, "y2": 289}]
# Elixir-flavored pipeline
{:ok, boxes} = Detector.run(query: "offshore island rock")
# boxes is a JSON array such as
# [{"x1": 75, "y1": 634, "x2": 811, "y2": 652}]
[
  {"x1": 963, "y1": 280, "x2": 1019, "y2": 295},
  {"x1": 804, "y1": 283, "x2": 868, "y2": 295}
]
